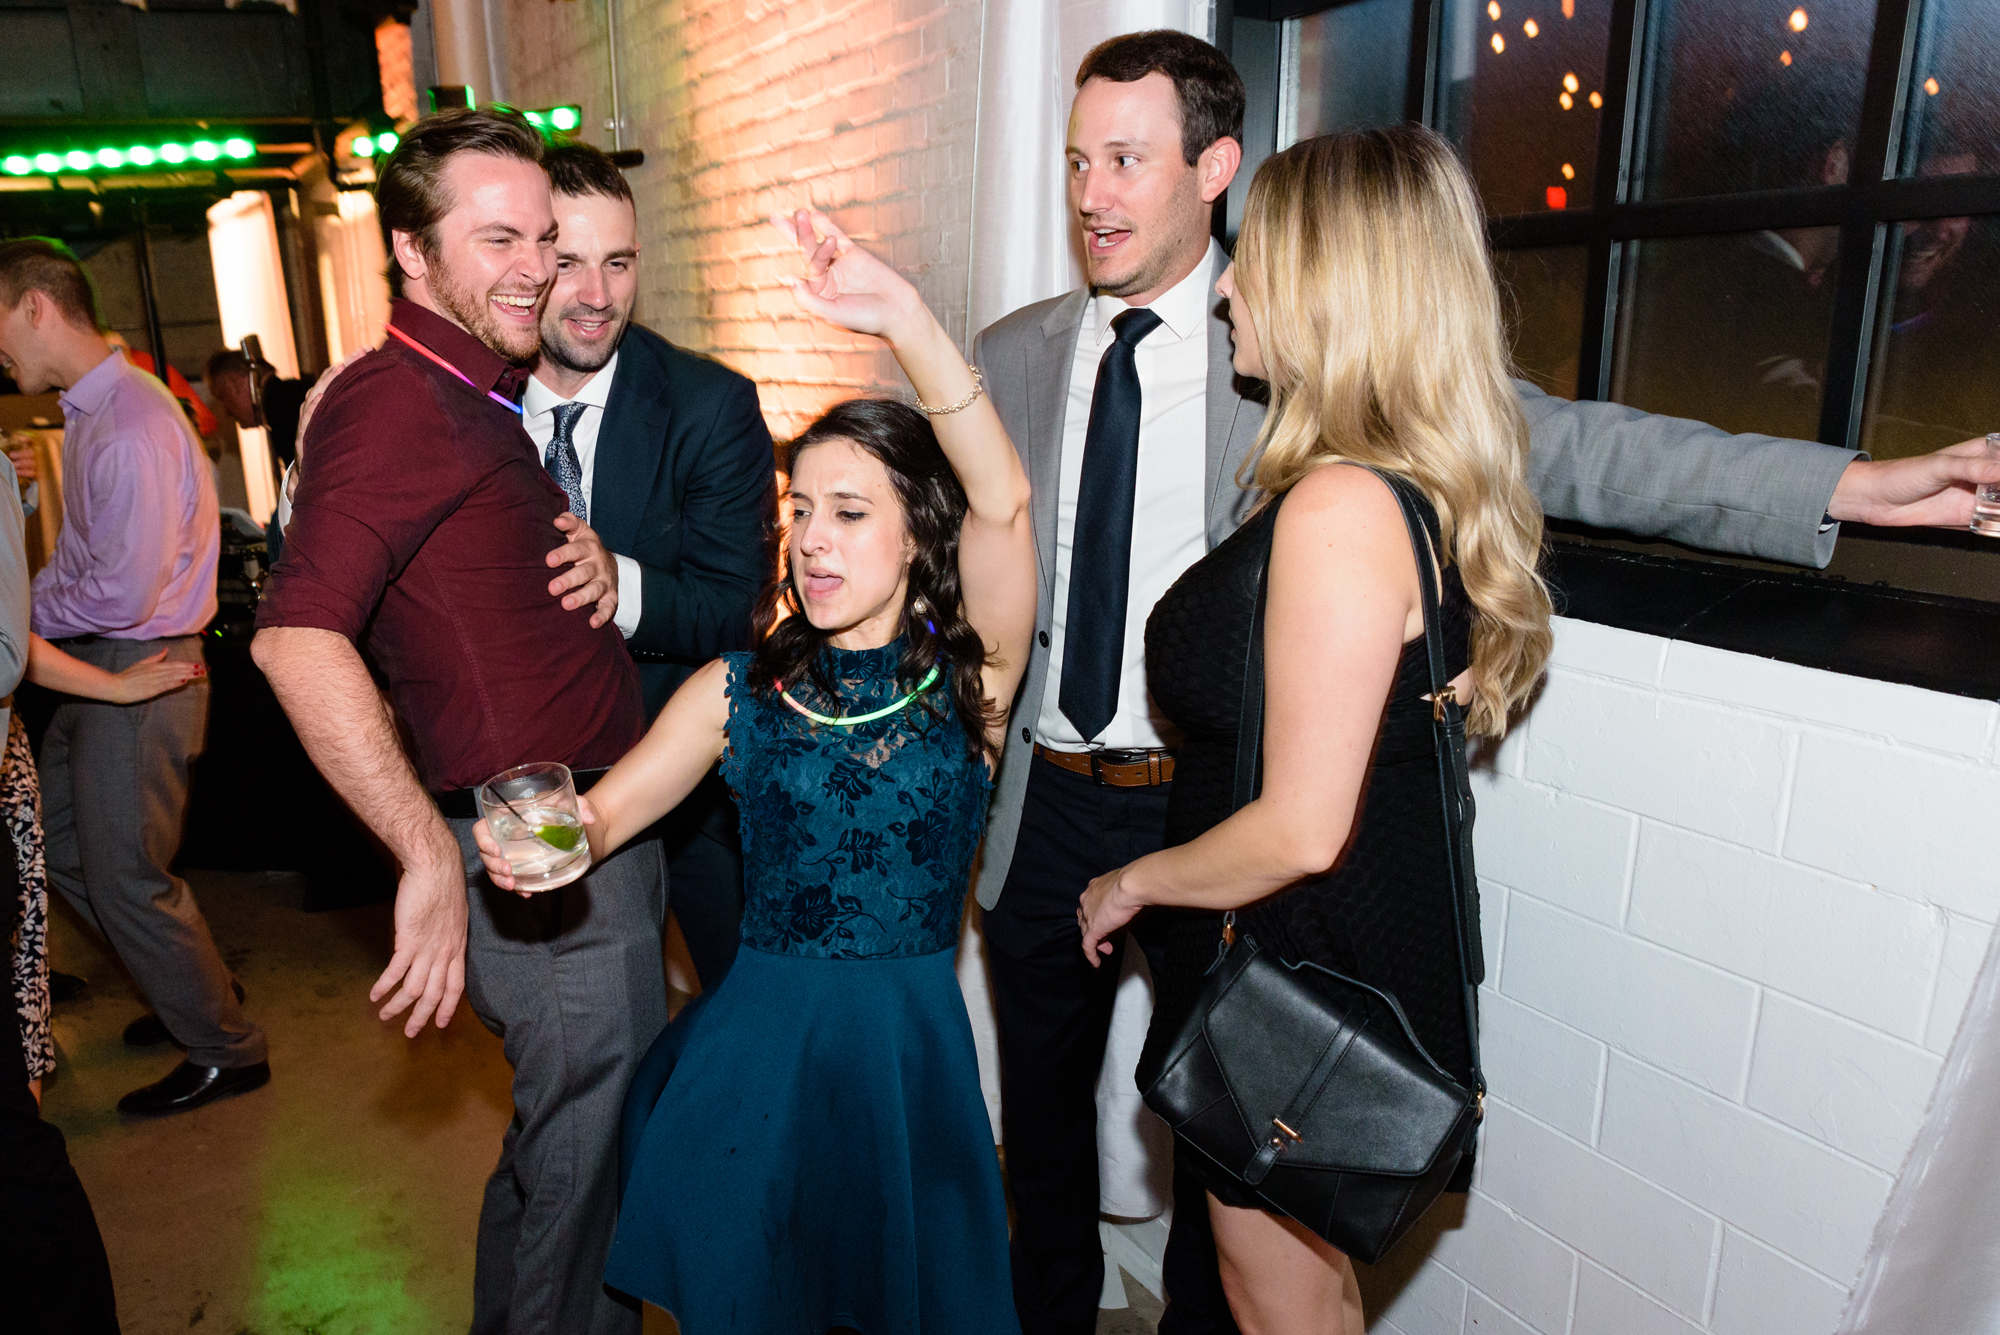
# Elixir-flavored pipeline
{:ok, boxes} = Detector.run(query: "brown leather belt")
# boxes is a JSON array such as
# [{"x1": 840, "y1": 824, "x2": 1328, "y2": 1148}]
[{"x1": 1033, "y1": 744, "x2": 1175, "y2": 787}]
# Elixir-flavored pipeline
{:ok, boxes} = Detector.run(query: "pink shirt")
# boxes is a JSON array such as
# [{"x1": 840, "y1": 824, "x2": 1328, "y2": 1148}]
[{"x1": 33, "y1": 351, "x2": 219, "y2": 640}]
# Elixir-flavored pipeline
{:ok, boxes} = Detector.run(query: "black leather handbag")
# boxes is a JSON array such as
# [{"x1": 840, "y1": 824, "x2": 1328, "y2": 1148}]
[{"x1": 1139, "y1": 469, "x2": 1487, "y2": 1265}]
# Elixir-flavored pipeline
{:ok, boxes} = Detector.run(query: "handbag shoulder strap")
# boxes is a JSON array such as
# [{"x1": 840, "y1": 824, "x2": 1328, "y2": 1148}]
[
  {"x1": 1361, "y1": 467, "x2": 1486, "y2": 1095},
  {"x1": 1231, "y1": 505, "x2": 1277, "y2": 814}
]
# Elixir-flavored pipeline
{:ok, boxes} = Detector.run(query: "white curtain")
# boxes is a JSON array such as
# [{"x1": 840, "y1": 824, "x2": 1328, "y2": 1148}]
[
  {"x1": 955, "y1": 0, "x2": 1216, "y2": 1257},
  {"x1": 206, "y1": 191, "x2": 299, "y2": 527},
  {"x1": 1839, "y1": 922, "x2": 2000, "y2": 1332},
  {"x1": 965, "y1": 0, "x2": 1217, "y2": 339}
]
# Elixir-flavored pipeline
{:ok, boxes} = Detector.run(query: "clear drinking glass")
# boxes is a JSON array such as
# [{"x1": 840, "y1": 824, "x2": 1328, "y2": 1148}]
[
  {"x1": 1973, "y1": 434, "x2": 2000, "y2": 537},
  {"x1": 477, "y1": 762, "x2": 592, "y2": 891}
]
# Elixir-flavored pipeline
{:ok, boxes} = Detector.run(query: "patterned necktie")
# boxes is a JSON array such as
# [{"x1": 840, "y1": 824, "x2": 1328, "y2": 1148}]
[
  {"x1": 545, "y1": 401, "x2": 589, "y2": 523},
  {"x1": 1058, "y1": 306, "x2": 1164, "y2": 743}
]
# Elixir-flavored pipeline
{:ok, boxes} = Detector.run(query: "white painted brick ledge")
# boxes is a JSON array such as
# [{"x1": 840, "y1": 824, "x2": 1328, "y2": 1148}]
[{"x1": 1432, "y1": 620, "x2": 1987, "y2": 1333}]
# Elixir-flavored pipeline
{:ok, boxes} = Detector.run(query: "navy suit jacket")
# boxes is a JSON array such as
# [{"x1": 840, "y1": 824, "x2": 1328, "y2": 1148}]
[{"x1": 593, "y1": 324, "x2": 776, "y2": 720}]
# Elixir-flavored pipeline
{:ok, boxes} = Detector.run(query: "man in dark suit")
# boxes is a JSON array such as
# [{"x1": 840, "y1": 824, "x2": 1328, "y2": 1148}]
[{"x1": 525, "y1": 144, "x2": 775, "y2": 987}]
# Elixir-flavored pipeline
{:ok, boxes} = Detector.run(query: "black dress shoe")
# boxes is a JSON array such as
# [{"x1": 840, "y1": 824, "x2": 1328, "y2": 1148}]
[
  {"x1": 117, "y1": 1060, "x2": 270, "y2": 1116},
  {"x1": 124, "y1": 980, "x2": 247, "y2": 1047},
  {"x1": 48, "y1": 970, "x2": 89, "y2": 1002}
]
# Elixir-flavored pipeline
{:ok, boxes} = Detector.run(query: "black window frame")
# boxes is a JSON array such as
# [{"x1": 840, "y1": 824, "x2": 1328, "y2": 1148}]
[{"x1": 1216, "y1": 0, "x2": 2000, "y2": 604}]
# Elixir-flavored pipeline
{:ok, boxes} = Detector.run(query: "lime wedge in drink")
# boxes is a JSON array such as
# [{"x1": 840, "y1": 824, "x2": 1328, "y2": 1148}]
[{"x1": 537, "y1": 823, "x2": 582, "y2": 852}]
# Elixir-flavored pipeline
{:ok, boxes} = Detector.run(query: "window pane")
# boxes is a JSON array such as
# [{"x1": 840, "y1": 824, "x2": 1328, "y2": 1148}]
[
  {"x1": 1495, "y1": 245, "x2": 1588, "y2": 399},
  {"x1": 1640, "y1": 0, "x2": 1878, "y2": 200},
  {"x1": 1440, "y1": 0, "x2": 1616, "y2": 217},
  {"x1": 1902, "y1": 0, "x2": 2000, "y2": 177},
  {"x1": 1611, "y1": 228, "x2": 1841, "y2": 440},
  {"x1": 1282, "y1": 0, "x2": 1412, "y2": 146},
  {"x1": 1862, "y1": 215, "x2": 2000, "y2": 459}
]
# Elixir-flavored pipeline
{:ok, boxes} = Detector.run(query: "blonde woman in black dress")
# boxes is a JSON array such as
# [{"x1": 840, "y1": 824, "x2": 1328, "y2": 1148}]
[{"x1": 1078, "y1": 126, "x2": 1554, "y2": 1335}]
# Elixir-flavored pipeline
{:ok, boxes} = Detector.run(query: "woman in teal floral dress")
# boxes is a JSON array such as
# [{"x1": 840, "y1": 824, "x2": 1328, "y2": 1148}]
[{"x1": 477, "y1": 210, "x2": 1035, "y2": 1334}]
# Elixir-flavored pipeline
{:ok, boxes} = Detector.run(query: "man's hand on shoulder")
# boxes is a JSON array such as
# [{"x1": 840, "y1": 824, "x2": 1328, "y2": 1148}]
[
  {"x1": 1829, "y1": 436, "x2": 2000, "y2": 529},
  {"x1": 548, "y1": 511, "x2": 619, "y2": 628},
  {"x1": 293, "y1": 345, "x2": 374, "y2": 455}
]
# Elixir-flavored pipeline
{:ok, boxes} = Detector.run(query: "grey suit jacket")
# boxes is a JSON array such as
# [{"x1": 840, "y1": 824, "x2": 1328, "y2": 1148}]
[{"x1": 966, "y1": 245, "x2": 1858, "y2": 908}]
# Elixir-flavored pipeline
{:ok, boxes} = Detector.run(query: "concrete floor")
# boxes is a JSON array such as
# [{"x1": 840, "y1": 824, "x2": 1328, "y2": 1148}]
[{"x1": 42, "y1": 870, "x2": 1163, "y2": 1335}]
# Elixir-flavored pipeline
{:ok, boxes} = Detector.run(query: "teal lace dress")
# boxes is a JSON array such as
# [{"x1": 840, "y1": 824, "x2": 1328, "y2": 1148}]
[{"x1": 604, "y1": 642, "x2": 1018, "y2": 1335}]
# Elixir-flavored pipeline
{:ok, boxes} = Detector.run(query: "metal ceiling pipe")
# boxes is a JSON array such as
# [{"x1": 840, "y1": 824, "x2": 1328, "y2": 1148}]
[{"x1": 427, "y1": 0, "x2": 495, "y2": 102}]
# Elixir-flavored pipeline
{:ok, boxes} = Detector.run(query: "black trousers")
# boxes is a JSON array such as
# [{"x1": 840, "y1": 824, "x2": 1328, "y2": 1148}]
[
  {"x1": 656, "y1": 769, "x2": 745, "y2": 990},
  {"x1": 983, "y1": 758, "x2": 1239, "y2": 1335},
  {"x1": 0, "y1": 809, "x2": 119, "y2": 1333}
]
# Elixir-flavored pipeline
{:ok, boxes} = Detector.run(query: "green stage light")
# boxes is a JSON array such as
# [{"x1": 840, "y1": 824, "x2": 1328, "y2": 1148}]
[
  {"x1": 524, "y1": 110, "x2": 548, "y2": 128},
  {"x1": 34, "y1": 152, "x2": 61, "y2": 172},
  {"x1": 2, "y1": 156, "x2": 29, "y2": 175},
  {"x1": 160, "y1": 143, "x2": 188, "y2": 164},
  {"x1": 376, "y1": 131, "x2": 399, "y2": 152},
  {"x1": 352, "y1": 135, "x2": 376, "y2": 158},
  {"x1": 127, "y1": 145, "x2": 155, "y2": 166},
  {"x1": 191, "y1": 140, "x2": 220, "y2": 161},
  {"x1": 64, "y1": 150, "x2": 91, "y2": 170},
  {"x1": 224, "y1": 137, "x2": 254, "y2": 160},
  {"x1": 550, "y1": 106, "x2": 581, "y2": 132},
  {"x1": 96, "y1": 148, "x2": 124, "y2": 168}
]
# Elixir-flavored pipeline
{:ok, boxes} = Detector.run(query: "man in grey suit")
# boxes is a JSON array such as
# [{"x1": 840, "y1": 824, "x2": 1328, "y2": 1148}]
[{"x1": 971, "y1": 30, "x2": 2000, "y2": 1335}]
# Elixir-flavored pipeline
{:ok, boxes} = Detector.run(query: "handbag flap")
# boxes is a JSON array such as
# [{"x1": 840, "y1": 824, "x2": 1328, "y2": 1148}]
[{"x1": 1202, "y1": 949, "x2": 1472, "y2": 1177}]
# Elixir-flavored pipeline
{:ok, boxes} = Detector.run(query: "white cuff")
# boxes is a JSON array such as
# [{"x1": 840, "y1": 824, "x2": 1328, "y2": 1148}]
[{"x1": 612, "y1": 553, "x2": 643, "y2": 639}]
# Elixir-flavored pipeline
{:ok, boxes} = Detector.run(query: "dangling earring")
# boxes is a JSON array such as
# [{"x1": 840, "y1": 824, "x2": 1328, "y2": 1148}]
[{"x1": 911, "y1": 596, "x2": 936, "y2": 636}]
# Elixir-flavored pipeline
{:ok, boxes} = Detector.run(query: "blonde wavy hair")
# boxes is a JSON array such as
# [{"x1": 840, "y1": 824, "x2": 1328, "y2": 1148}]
[{"x1": 1234, "y1": 125, "x2": 1552, "y2": 736}]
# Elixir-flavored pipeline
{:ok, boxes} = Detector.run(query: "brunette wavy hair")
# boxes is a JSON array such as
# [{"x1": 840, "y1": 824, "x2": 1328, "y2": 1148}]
[{"x1": 751, "y1": 398, "x2": 1000, "y2": 761}]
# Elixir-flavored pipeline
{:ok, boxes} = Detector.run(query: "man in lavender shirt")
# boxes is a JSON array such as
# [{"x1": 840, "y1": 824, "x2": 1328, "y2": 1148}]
[{"x1": 0, "y1": 239, "x2": 268, "y2": 1116}]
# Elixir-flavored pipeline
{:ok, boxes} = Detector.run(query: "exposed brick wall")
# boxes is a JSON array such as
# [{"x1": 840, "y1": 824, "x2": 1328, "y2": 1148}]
[
  {"x1": 503, "y1": 0, "x2": 983, "y2": 442},
  {"x1": 1362, "y1": 619, "x2": 1993, "y2": 1335}
]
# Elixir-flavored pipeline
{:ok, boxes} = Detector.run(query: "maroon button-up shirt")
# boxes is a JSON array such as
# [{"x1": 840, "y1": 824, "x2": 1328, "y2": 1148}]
[{"x1": 258, "y1": 299, "x2": 643, "y2": 793}]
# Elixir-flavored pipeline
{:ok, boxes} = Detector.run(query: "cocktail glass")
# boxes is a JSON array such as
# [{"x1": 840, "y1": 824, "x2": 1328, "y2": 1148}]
[{"x1": 477, "y1": 762, "x2": 592, "y2": 892}]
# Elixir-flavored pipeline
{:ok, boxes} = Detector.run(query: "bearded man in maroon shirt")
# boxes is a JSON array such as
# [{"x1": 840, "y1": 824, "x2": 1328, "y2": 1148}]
[{"x1": 254, "y1": 110, "x2": 661, "y2": 1334}]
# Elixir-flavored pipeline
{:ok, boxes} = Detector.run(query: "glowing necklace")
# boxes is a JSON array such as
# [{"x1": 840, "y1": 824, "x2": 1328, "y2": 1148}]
[
  {"x1": 779, "y1": 665, "x2": 941, "y2": 727},
  {"x1": 384, "y1": 323, "x2": 525, "y2": 415}
]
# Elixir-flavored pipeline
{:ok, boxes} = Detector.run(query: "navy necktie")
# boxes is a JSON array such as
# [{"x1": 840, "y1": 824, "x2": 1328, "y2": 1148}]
[
  {"x1": 1058, "y1": 307, "x2": 1164, "y2": 743},
  {"x1": 545, "y1": 401, "x2": 589, "y2": 523}
]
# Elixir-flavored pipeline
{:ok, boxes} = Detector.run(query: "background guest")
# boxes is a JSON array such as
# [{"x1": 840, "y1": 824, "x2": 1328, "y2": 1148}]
[
  {"x1": 204, "y1": 346, "x2": 308, "y2": 471},
  {"x1": 0, "y1": 237, "x2": 265, "y2": 1120}
]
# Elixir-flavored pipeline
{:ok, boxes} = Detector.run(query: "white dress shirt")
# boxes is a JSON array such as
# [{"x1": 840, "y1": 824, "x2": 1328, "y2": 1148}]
[
  {"x1": 1033, "y1": 245, "x2": 1218, "y2": 752},
  {"x1": 523, "y1": 351, "x2": 643, "y2": 639}
]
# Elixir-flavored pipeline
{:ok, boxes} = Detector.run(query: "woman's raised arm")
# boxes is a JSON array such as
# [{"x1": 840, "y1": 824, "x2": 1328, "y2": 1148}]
[{"x1": 773, "y1": 210, "x2": 1036, "y2": 728}]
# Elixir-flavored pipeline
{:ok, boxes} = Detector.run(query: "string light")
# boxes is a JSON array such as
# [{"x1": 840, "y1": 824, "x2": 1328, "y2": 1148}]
[
  {"x1": 1925, "y1": 77, "x2": 1941, "y2": 95},
  {"x1": 1561, "y1": 163, "x2": 1576, "y2": 179},
  {"x1": 522, "y1": 105, "x2": 584, "y2": 136},
  {"x1": 1789, "y1": 7, "x2": 1809, "y2": 32},
  {"x1": 1589, "y1": 90, "x2": 1603, "y2": 108},
  {"x1": 1524, "y1": 18, "x2": 1539, "y2": 37},
  {"x1": 1781, "y1": 50, "x2": 1793, "y2": 66},
  {"x1": 1564, "y1": 72, "x2": 1581, "y2": 93},
  {"x1": 1560, "y1": 91, "x2": 1574, "y2": 109},
  {"x1": 1563, "y1": 0, "x2": 1575, "y2": 15},
  {"x1": 0, "y1": 136, "x2": 260, "y2": 176},
  {"x1": 1488, "y1": 1, "x2": 1501, "y2": 18},
  {"x1": 1492, "y1": 32, "x2": 1506, "y2": 53}
]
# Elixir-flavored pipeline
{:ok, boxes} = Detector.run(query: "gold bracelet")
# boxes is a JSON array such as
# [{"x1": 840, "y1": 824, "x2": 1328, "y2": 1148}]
[{"x1": 914, "y1": 365, "x2": 985, "y2": 416}]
